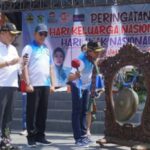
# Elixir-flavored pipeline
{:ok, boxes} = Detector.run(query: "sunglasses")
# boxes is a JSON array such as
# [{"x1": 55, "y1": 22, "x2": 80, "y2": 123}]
[{"x1": 39, "y1": 32, "x2": 48, "y2": 37}]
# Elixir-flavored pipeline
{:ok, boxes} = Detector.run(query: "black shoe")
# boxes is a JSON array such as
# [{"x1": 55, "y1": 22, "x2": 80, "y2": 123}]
[
  {"x1": 36, "y1": 138, "x2": 52, "y2": 146},
  {"x1": 0, "y1": 139, "x2": 6, "y2": 149},
  {"x1": 0, "y1": 138, "x2": 19, "y2": 150},
  {"x1": 27, "y1": 139, "x2": 36, "y2": 148}
]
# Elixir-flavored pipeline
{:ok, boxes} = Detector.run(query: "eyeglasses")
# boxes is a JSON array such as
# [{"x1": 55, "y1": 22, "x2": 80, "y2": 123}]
[{"x1": 39, "y1": 32, "x2": 48, "y2": 37}]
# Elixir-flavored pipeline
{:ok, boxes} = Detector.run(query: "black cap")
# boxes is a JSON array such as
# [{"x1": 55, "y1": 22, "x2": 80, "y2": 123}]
[
  {"x1": 87, "y1": 41, "x2": 104, "y2": 52},
  {"x1": 0, "y1": 22, "x2": 21, "y2": 34}
]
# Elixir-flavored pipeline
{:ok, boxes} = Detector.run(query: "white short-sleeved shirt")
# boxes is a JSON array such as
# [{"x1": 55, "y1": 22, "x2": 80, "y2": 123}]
[
  {"x1": 0, "y1": 42, "x2": 19, "y2": 87},
  {"x1": 22, "y1": 41, "x2": 52, "y2": 87}
]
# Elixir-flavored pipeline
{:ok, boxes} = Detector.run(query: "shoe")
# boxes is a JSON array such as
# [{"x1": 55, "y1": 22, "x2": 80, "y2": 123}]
[
  {"x1": 0, "y1": 138, "x2": 19, "y2": 150},
  {"x1": 19, "y1": 130, "x2": 27, "y2": 136},
  {"x1": 84, "y1": 137, "x2": 93, "y2": 144},
  {"x1": 75, "y1": 139, "x2": 89, "y2": 148},
  {"x1": 81, "y1": 137, "x2": 94, "y2": 145},
  {"x1": 0, "y1": 139, "x2": 7, "y2": 149},
  {"x1": 27, "y1": 139, "x2": 36, "y2": 148},
  {"x1": 36, "y1": 138, "x2": 52, "y2": 146},
  {"x1": 0, "y1": 138, "x2": 12, "y2": 147}
]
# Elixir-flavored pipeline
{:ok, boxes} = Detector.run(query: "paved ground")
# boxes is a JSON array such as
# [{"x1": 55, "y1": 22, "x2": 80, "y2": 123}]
[{"x1": 10, "y1": 131, "x2": 131, "y2": 150}]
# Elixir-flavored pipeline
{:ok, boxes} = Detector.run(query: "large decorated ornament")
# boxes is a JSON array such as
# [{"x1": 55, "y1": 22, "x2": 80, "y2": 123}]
[{"x1": 95, "y1": 43, "x2": 150, "y2": 149}]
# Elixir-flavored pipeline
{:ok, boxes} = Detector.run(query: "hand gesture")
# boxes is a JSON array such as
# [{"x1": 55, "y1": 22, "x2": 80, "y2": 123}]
[
  {"x1": 8, "y1": 58, "x2": 19, "y2": 65},
  {"x1": 26, "y1": 84, "x2": 34, "y2": 93},
  {"x1": 50, "y1": 86, "x2": 55, "y2": 93},
  {"x1": 23, "y1": 54, "x2": 29, "y2": 66},
  {"x1": 75, "y1": 71, "x2": 81, "y2": 79}
]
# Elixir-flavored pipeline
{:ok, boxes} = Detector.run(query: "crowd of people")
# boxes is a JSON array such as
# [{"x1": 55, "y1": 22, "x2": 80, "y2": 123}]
[{"x1": 0, "y1": 22, "x2": 105, "y2": 149}]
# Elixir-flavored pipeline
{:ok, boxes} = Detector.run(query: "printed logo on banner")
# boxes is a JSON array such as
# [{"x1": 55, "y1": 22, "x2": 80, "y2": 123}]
[
  {"x1": 26, "y1": 13, "x2": 34, "y2": 23},
  {"x1": 73, "y1": 14, "x2": 85, "y2": 22},
  {"x1": 60, "y1": 12, "x2": 70, "y2": 23},
  {"x1": 37, "y1": 15, "x2": 44, "y2": 23},
  {"x1": 48, "y1": 11, "x2": 57, "y2": 23}
]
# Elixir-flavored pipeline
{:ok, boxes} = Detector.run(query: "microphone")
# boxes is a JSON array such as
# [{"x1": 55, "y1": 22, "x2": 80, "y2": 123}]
[
  {"x1": 23, "y1": 53, "x2": 29, "y2": 59},
  {"x1": 23, "y1": 53, "x2": 29, "y2": 65},
  {"x1": 71, "y1": 59, "x2": 80, "y2": 71}
]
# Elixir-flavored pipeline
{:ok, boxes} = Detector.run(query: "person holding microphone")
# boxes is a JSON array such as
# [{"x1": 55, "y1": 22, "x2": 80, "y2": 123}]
[{"x1": 68, "y1": 41, "x2": 104, "y2": 148}]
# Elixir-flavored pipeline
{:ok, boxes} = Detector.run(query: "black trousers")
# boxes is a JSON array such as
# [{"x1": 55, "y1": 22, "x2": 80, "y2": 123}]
[
  {"x1": 0, "y1": 87, "x2": 17, "y2": 138},
  {"x1": 26, "y1": 86, "x2": 49, "y2": 140}
]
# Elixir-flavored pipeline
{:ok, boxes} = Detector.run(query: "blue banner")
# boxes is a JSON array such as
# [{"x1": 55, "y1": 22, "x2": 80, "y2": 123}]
[{"x1": 22, "y1": 4, "x2": 150, "y2": 86}]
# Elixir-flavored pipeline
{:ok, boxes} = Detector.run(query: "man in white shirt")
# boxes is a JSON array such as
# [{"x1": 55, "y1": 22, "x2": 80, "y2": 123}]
[
  {"x1": 22, "y1": 23, "x2": 55, "y2": 147},
  {"x1": 0, "y1": 22, "x2": 20, "y2": 149}
]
